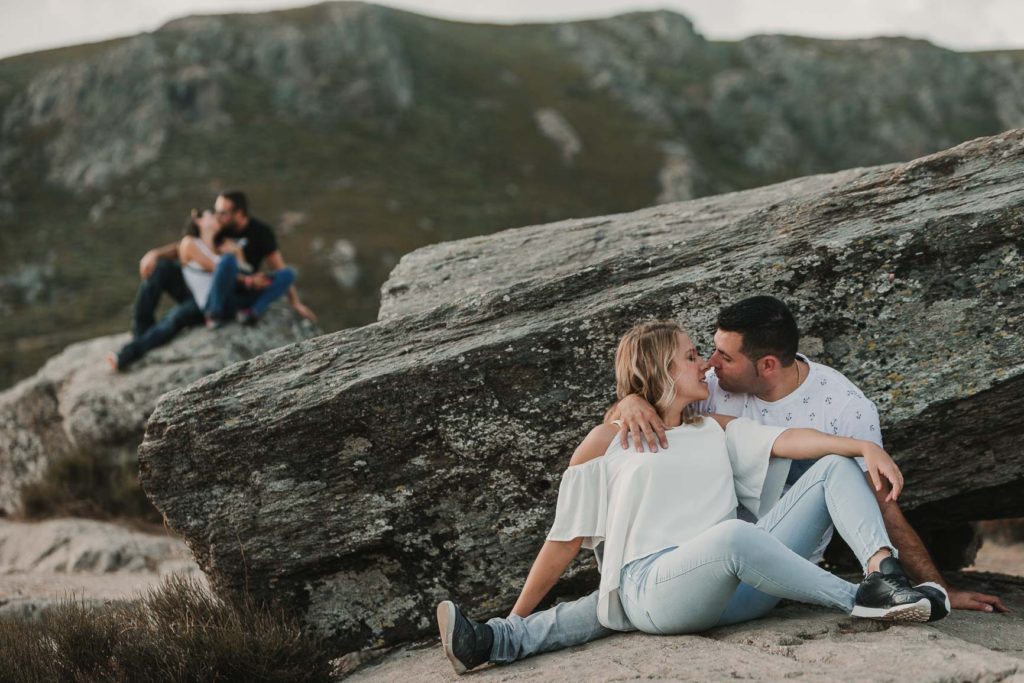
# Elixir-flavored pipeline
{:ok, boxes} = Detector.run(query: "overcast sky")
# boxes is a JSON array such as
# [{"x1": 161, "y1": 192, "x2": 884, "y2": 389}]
[{"x1": 3, "y1": 0, "x2": 1023, "y2": 60}]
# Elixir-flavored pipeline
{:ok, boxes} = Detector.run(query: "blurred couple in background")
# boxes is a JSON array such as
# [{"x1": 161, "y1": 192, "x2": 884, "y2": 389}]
[{"x1": 108, "y1": 190, "x2": 316, "y2": 371}]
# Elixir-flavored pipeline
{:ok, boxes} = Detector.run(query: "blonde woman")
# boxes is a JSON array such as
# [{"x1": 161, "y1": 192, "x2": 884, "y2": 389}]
[{"x1": 437, "y1": 320, "x2": 943, "y2": 674}]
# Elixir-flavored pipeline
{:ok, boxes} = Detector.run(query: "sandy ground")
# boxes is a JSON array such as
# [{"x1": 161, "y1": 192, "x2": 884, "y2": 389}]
[
  {"x1": 970, "y1": 541, "x2": 1024, "y2": 576},
  {"x1": 0, "y1": 567, "x2": 194, "y2": 603},
  {"x1": 347, "y1": 570, "x2": 1024, "y2": 682},
  {"x1": 1, "y1": 571, "x2": 158, "y2": 601},
  {"x1": 0, "y1": 518, "x2": 203, "y2": 617}
]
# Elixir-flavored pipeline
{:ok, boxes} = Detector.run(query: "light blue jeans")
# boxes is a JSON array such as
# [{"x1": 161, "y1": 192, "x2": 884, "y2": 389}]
[{"x1": 489, "y1": 455, "x2": 891, "y2": 660}]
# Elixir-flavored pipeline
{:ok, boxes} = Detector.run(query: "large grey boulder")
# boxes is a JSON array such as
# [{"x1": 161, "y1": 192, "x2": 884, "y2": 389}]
[
  {"x1": 139, "y1": 130, "x2": 1024, "y2": 653},
  {"x1": 0, "y1": 306, "x2": 317, "y2": 514}
]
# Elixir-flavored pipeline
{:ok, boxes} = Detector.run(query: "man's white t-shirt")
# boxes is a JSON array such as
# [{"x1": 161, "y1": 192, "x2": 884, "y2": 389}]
[{"x1": 700, "y1": 353, "x2": 884, "y2": 561}]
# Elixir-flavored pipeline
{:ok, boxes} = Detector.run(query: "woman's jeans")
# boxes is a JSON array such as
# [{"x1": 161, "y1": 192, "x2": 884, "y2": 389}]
[
  {"x1": 205, "y1": 254, "x2": 296, "y2": 320},
  {"x1": 488, "y1": 455, "x2": 892, "y2": 659},
  {"x1": 620, "y1": 455, "x2": 887, "y2": 633}
]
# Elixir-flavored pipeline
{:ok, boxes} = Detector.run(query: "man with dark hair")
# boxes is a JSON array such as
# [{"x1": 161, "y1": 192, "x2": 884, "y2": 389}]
[
  {"x1": 716, "y1": 295, "x2": 799, "y2": 368},
  {"x1": 206, "y1": 191, "x2": 316, "y2": 325},
  {"x1": 131, "y1": 190, "x2": 316, "y2": 340},
  {"x1": 217, "y1": 189, "x2": 249, "y2": 216},
  {"x1": 434, "y1": 295, "x2": 1007, "y2": 675}
]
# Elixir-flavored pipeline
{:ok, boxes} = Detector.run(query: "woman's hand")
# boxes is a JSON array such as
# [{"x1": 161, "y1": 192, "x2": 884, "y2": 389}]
[
  {"x1": 616, "y1": 394, "x2": 667, "y2": 453},
  {"x1": 220, "y1": 239, "x2": 242, "y2": 256},
  {"x1": 862, "y1": 443, "x2": 903, "y2": 502}
]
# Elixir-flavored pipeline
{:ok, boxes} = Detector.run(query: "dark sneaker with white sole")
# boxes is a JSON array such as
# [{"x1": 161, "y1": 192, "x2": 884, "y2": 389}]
[
  {"x1": 436, "y1": 600, "x2": 494, "y2": 674},
  {"x1": 914, "y1": 582, "x2": 951, "y2": 622},
  {"x1": 852, "y1": 556, "x2": 931, "y2": 622}
]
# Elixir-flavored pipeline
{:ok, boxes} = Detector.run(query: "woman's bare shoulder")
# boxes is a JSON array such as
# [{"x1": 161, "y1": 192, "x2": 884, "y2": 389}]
[
  {"x1": 569, "y1": 424, "x2": 618, "y2": 467},
  {"x1": 179, "y1": 235, "x2": 200, "y2": 253}
]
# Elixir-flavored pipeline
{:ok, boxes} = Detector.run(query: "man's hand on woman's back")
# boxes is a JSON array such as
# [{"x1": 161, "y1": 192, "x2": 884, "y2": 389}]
[{"x1": 613, "y1": 394, "x2": 668, "y2": 453}]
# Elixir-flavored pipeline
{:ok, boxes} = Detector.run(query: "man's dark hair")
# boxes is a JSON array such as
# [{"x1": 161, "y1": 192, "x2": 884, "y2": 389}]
[
  {"x1": 716, "y1": 295, "x2": 799, "y2": 366},
  {"x1": 218, "y1": 189, "x2": 248, "y2": 216}
]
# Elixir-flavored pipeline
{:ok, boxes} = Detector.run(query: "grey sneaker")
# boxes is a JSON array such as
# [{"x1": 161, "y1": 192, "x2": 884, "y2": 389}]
[
  {"x1": 852, "y1": 557, "x2": 931, "y2": 622},
  {"x1": 914, "y1": 582, "x2": 951, "y2": 622},
  {"x1": 436, "y1": 600, "x2": 493, "y2": 674}
]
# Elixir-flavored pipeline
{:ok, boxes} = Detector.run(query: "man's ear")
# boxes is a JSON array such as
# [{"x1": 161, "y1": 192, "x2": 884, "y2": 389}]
[{"x1": 758, "y1": 355, "x2": 781, "y2": 376}]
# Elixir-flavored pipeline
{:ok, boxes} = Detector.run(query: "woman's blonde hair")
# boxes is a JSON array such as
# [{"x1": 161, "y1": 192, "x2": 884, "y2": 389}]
[{"x1": 615, "y1": 320, "x2": 701, "y2": 425}]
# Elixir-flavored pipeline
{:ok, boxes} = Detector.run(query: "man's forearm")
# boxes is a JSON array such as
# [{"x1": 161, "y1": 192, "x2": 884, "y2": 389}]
[
  {"x1": 287, "y1": 284, "x2": 299, "y2": 306},
  {"x1": 871, "y1": 475, "x2": 944, "y2": 585},
  {"x1": 152, "y1": 241, "x2": 180, "y2": 260}
]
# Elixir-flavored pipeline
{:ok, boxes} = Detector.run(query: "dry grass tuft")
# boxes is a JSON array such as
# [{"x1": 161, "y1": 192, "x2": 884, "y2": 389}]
[{"x1": 0, "y1": 575, "x2": 331, "y2": 683}]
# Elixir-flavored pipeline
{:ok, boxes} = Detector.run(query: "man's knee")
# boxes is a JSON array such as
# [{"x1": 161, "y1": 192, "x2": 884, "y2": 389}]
[
  {"x1": 151, "y1": 258, "x2": 179, "y2": 278},
  {"x1": 275, "y1": 266, "x2": 296, "y2": 286},
  {"x1": 146, "y1": 258, "x2": 185, "y2": 292},
  {"x1": 139, "y1": 258, "x2": 187, "y2": 305}
]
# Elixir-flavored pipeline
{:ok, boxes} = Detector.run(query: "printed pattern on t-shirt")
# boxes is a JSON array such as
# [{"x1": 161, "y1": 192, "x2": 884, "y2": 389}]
[{"x1": 703, "y1": 354, "x2": 882, "y2": 448}]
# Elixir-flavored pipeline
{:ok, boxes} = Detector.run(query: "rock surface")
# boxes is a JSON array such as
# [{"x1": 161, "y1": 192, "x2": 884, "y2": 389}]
[
  {"x1": 140, "y1": 130, "x2": 1024, "y2": 653},
  {"x1": 348, "y1": 572, "x2": 1024, "y2": 682},
  {"x1": 0, "y1": 306, "x2": 318, "y2": 514}
]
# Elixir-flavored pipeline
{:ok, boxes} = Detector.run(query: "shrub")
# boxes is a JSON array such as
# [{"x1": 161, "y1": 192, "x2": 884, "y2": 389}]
[
  {"x1": 0, "y1": 575, "x2": 332, "y2": 683},
  {"x1": 18, "y1": 447, "x2": 161, "y2": 523}
]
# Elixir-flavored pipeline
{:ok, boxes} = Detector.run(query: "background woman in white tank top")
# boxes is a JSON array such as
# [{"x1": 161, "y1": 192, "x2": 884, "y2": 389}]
[{"x1": 178, "y1": 209, "x2": 249, "y2": 309}]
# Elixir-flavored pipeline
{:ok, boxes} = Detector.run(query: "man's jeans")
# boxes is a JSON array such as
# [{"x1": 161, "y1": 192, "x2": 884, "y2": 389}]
[
  {"x1": 205, "y1": 254, "x2": 296, "y2": 320},
  {"x1": 132, "y1": 259, "x2": 191, "y2": 338},
  {"x1": 117, "y1": 297, "x2": 203, "y2": 369},
  {"x1": 488, "y1": 455, "x2": 891, "y2": 662}
]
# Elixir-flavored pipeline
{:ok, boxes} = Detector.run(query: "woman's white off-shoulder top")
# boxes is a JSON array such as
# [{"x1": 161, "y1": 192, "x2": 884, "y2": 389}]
[{"x1": 547, "y1": 417, "x2": 787, "y2": 630}]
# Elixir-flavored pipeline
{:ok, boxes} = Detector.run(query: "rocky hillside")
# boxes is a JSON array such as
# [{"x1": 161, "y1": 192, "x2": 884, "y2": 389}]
[
  {"x1": 3, "y1": 2, "x2": 1024, "y2": 388},
  {"x1": 138, "y1": 130, "x2": 1024, "y2": 653}
]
